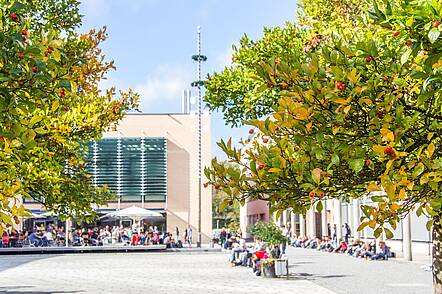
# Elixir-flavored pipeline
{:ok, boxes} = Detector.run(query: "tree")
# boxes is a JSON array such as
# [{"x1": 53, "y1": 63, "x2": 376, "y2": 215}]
[
  {"x1": 0, "y1": 0, "x2": 138, "y2": 232},
  {"x1": 212, "y1": 164, "x2": 240, "y2": 230},
  {"x1": 204, "y1": 0, "x2": 442, "y2": 291}
]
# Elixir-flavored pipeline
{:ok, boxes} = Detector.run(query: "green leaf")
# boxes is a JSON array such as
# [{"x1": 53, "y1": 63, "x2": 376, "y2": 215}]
[
  {"x1": 349, "y1": 158, "x2": 364, "y2": 174},
  {"x1": 428, "y1": 28, "x2": 440, "y2": 44},
  {"x1": 401, "y1": 48, "x2": 412, "y2": 65},
  {"x1": 384, "y1": 227, "x2": 393, "y2": 239},
  {"x1": 21, "y1": 129, "x2": 36, "y2": 145},
  {"x1": 426, "y1": 220, "x2": 434, "y2": 231},
  {"x1": 316, "y1": 201, "x2": 323, "y2": 213}
]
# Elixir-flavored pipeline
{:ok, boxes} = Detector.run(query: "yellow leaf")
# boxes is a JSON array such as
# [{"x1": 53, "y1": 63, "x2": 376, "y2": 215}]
[
  {"x1": 332, "y1": 126, "x2": 340, "y2": 135},
  {"x1": 391, "y1": 203, "x2": 400, "y2": 211},
  {"x1": 369, "y1": 220, "x2": 376, "y2": 229},
  {"x1": 367, "y1": 183, "x2": 382, "y2": 191},
  {"x1": 347, "y1": 69, "x2": 360, "y2": 84},
  {"x1": 380, "y1": 128, "x2": 395, "y2": 142},
  {"x1": 344, "y1": 105, "x2": 351, "y2": 114},
  {"x1": 333, "y1": 97, "x2": 351, "y2": 105},
  {"x1": 359, "y1": 97, "x2": 372, "y2": 105},
  {"x1": 373, "y1": 145, "x2": 385, "y2": 155},
  {"x1": 398, "y1": 188, "x2": 406, "y2": 200},
  {"x1": 407, "y1": 181, "x2": 415, "y2": 190},
  {"x1": 427, "y1": 143, "x2": 435, "y2": 158},
  {"x1": 311, "y1": 168, "x2": 322, "y2": 184},
  {"x1": 268, "y1": 168, "x2": 281, "y2": 173}
]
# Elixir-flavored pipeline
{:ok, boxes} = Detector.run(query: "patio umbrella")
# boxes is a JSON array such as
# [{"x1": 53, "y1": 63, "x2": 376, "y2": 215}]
[
  {"x1": 101, "y1": 206, "x2": 162, "y2": 219},
  {"x1": 100, "y1": 206, "x2": 163, "y2": 225}
]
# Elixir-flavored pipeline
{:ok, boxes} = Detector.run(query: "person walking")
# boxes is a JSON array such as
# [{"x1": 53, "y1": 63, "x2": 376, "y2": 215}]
[
  {"x1": 175, "y1": 226, "x2": 180, "y2": 242},
  {"x1": 186, "y1": 224, "x2": 192, "y2": 247}
]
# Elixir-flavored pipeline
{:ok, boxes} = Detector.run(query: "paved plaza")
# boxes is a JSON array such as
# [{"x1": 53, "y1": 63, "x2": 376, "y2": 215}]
[{"x1": 0, "y1": 247, "x2": 432, "y2": 294}]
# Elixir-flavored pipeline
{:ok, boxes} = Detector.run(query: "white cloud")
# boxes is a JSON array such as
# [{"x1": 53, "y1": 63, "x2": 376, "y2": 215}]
[{"x1": 134, "y1": 65, "x2": 192, "y2": 112}]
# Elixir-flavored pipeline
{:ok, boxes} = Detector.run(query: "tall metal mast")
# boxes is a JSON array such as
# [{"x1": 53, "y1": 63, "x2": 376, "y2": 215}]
[{"x1": 191, "y1": 26, "x2": 207, "y2": 248}]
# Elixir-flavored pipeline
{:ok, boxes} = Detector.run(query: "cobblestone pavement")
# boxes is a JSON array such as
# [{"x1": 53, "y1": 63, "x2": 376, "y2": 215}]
[
  {"x1": 286, "y1": 247, "x2": 433, "y2": 294},
  {"x1": 0, "y1": 251, "x2": 333, "y2": 294},
  {"x1": 0, "y1": 247, "x2": 433, "y2": 294}
]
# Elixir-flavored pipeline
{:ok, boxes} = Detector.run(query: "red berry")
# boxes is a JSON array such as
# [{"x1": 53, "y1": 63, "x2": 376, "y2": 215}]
[
  {"x1": 383, "y1": 76, "x2": 388, "y2": 81},
  {"x1": 309, "y1": 191, "x2": 315, "y2": 198},
  {"x1": 21, "y1": 29, "x2": 28, "y2": 36},
  {"x1": 433, "y1": 21, "x2": 440, "y2": 28},
  {"x1": 336, "y1": 81, "x2": 345, "y2": 91},
  {"x1": 249, "y1": 129, "x2": 254, "y2": 135},
  {"x1": 48, "y1": 47, "x2": 54, "y2": 53},
  {"x1": 262, "y1": 137, "x2": 269, "y2": 143},
  {"x1": 393, "y1": 31, "x2": 400, "y2": 37},
  {"x1": 258, "y1": 163, "x2": 265, "y2": 170},
  {"x1": 9, "y1": 13, "x2": 18, "y2": 21},
  {"x1": 203, "y1": 183, "x2": 209, "y2": 188},
  {"x1": 59, "y1": 88, "x2": 66, "y2": 97},
  {"x1": 31, "y1": 66, "x2": 37, "y2": 72},
  {"x1": 384, "y1": 147, "x2": 395, "y2": 156},
  {"x1": 405, "y1": 40, "x2": 412, "y2": 47},
  {"x1": 319, "y1": 192, "x2": 324, "y2": 198},
  {"x1": 365, "y1": 56, "x2": 373, "y2": 63}
]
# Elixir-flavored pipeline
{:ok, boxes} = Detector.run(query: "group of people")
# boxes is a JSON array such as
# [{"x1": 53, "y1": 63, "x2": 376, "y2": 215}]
[
  {"x1": 1, "y1": 225, "x2": 66, "y2": 248},
  {"x1": 292, "y1": 233, "x2": 392, "y2": 260},
  {"x1": 227, "y1": 236, "x2": 281, "y2": 276},
  {"x1": 1, "y1": 223, "x2": 196, "y2": 248}
]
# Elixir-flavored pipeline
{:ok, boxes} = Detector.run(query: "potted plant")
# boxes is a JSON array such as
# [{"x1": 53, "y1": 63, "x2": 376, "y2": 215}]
[{"x1": 249, "y1": 222, "x2": 286, "y2": 278}]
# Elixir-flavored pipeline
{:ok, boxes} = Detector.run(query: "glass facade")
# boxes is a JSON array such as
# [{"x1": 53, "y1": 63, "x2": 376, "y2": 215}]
[{"x1": 88, "y1": 137, "x2": 167, "y2": 202}]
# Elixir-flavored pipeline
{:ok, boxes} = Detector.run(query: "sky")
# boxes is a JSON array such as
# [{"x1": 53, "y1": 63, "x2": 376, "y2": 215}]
[{"x1": 78, "y1": 0, "x2": 298, "y2": 159}]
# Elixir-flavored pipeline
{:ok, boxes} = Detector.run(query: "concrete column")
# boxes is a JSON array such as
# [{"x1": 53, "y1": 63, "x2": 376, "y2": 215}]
[
  {"x1": 321, "y1": 201, "x2": 328, "y2": 237},
  {"x1": 308, "y1": 208, "x2": 316, "y2": 238},
  {"x1": 347, "y1": 202, "x2": 352, "y2": 231},
  {"x1": 299, "y1": 214, "x2": 306, "y2": 237},
  {"x1": 402, "y1": 213, "x2": 412, "y2": 261},
  {"x1": 273, "y1": 211, "x2": 278, "y2": 225},
  {"x1": 282, "y1": 210, "x2": 287, "y2": 227},
  {"x1": 352, "y1": 199, "x2": 361, "y2": 240},
  {"x1": 290, "y1": 210, "x2": 296, "y2": 237},
  {"x1": 334, "y1": 199, "x2": 342, "y2": 240}
]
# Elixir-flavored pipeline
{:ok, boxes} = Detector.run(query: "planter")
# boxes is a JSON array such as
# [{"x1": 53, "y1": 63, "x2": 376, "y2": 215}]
[{"x1": 262, "y1": 261, "x2": 276, "y2": 278}]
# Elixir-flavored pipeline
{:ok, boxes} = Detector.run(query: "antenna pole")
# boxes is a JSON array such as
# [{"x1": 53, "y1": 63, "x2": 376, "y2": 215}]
[{"x1": 191, "y1": 26, "x2": 207, "y2": 248}]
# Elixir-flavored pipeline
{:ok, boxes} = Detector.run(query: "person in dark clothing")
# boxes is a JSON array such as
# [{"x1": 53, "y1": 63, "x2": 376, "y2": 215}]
[{"x1": 343, "y1": 223, "x2": 351, "y2": 243}]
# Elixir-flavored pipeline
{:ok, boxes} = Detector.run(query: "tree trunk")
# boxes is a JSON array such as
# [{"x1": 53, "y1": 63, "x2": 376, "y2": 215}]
[{"x1": 433, "y1": 217, "x2": 442, "y2": 294}]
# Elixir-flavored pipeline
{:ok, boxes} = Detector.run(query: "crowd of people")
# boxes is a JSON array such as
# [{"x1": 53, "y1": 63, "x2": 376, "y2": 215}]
[
  {"x1": 1, "y1": 223, "x2": 195, "y2": 248},
  {"x1": 1, "y1": 225, "x2": 66, "y2": 248},
  {"x1": 293, "y1": 234, "x2": 392, "y2": 260}
]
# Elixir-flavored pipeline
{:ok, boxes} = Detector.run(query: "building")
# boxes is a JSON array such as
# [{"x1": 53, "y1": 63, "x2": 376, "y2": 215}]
[{"x1": 23, "y1": 113, "x2": 213, "y2": 243}]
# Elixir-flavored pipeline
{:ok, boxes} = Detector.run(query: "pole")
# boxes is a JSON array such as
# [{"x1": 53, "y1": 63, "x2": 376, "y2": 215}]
[
  {"x1": 196, "y1": 26, "x2": 202, "y2": 248},
  {"x1": 321, "y1": 200, "x2": 327, "y2": 237},
  {"x1": 191, "y1": 26, "x2": 207, "y2": 248},
  {"x1": 402, "y1": 213, "x2": 412, "y2": 261}
]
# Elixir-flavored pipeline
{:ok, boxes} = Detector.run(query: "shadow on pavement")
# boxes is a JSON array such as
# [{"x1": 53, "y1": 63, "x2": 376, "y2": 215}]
[
  {"x1": 0, "y1": 286, "x2": 81, "y2": 294},
  {"x1": 288, "y1": 272, "x2": 349, "y2": 281},
  {"x1": 0, "y1": 255, "x2": 58, "y2": 274}
]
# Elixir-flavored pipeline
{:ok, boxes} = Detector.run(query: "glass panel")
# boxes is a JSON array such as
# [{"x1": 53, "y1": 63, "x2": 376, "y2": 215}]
[{"x1": 86, "y1": 137, "x2": 167, "y2": 203}]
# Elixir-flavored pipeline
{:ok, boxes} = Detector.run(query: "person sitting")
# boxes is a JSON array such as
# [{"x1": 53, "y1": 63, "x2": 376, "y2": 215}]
[
  {"x1": 347, "y1": 239, "x2": 361, "y2": 255},
  {"x1": 29, "y1": 231, "x2": 42, "y2": 247},
  {"x1": 251, "y1": 245, "x2": 267, "y2": 276},
  {"x1": 81, "y1": 228, "x2": 90, "y2": 246},
  {"x1": 336, "y1": 239, "x2": 348, "y2": 253},
  {"x1": 358, "y1": 241, "x2": 375, "y2": 258},
  {"x1": 130, "y1": 231, "x2": 139, "y2": 246},
  {"x1": 43, "y1": 229, "x2": 54, "y2": 247},
  {"x1": 371, "y1": 241, "x2": 390, "y2": 260},
  {"x1": 229, "y1": 237, "x2": 246, "y2": 266}
]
